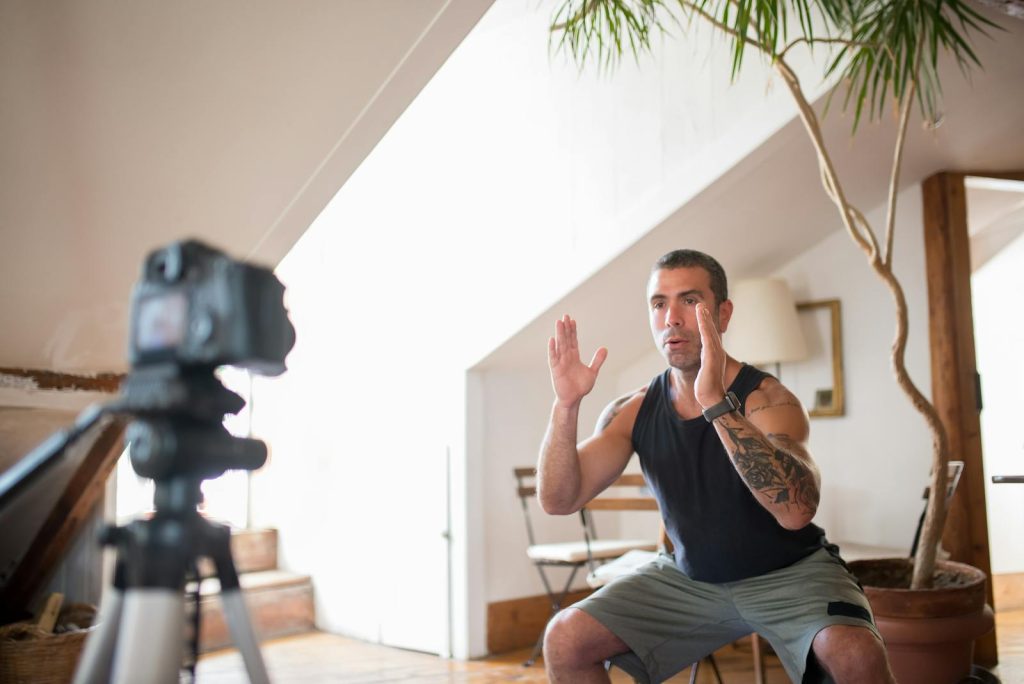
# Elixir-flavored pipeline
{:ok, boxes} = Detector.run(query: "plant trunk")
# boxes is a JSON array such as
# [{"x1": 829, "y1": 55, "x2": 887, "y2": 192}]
[
  {"x1": 873, "y1": 266, "x2": 952, "y2": 589},
  {"x1": 770, "y1": 57, "x2": 954, "y2": 589}
]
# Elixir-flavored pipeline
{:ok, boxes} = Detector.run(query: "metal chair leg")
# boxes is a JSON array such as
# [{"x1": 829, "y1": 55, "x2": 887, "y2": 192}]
[
  {"x1": 523, "y1": 564, "x2": 581, "y2": 667},
  {"x1": 688, "y1": 655, "x2": 723, "y2": 684},
  {"x1": 524, "y1": 630, "x2": 545, "y2": 667},
  {"x1": 706, "y1": 653, "x2": 724, "y2": 684},
  {"x1": 752, "y1": 634, "x2": 765, "y2": 684}
]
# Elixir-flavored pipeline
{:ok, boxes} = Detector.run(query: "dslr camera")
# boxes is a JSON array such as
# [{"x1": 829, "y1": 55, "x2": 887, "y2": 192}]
[{"x1": 129, "y1": 239, "x2": 294, "y2": 376}]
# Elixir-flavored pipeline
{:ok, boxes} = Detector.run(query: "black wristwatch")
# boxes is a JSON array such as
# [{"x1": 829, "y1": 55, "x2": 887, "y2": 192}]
[{"x1": 702, "y1": 391, "x2": 740, "y2": 423}]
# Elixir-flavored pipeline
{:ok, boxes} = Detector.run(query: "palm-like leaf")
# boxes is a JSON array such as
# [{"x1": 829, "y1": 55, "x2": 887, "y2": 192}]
[
  {"x1": 551, "y1": 0, "x2": 996, "y2": 126},
  {"x1": 825, "y1": 0, "x2": 996, "y2": 127}
]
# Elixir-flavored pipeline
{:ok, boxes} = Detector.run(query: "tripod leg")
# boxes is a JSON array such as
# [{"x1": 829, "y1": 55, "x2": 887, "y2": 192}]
[
  {"x1": 72, "y1": 587, "x2": 124, "y2": 684},
  {"x1": 112, "y1": 590, "x2": 185, "y2": 684},
  {"x1": 212, "y1": 532, "x2": 270, "y2": 684},
  {"x1": 221, "y1": 589, "x2": 271, "y2": 684}
]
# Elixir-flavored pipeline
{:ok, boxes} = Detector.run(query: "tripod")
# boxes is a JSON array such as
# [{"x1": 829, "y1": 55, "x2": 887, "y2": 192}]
[
  {"x1": 70, "y1": 367, "x2": 273, "y2": 683},
  {"x1": 73, "y1": 477, "x2": 269, "y2": 684}
]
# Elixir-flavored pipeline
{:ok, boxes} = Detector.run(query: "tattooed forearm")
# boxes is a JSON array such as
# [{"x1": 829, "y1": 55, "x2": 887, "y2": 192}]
[{"x1": 718, "y1": 422, "x2": 819, "y2": 515}]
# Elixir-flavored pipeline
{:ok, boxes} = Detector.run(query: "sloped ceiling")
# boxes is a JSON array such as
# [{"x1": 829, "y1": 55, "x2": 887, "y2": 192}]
[
  {"x1": 0, "y1": 0, "x2": 493, "y2": 373},
  {"x1": 472, "y1": 5, "x2": 1024, "y2": 371}
]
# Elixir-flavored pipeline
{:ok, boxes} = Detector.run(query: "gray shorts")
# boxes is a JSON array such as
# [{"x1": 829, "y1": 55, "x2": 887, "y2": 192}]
[{"x1": 575, "y1": 547, "x2": 880, "y2": 683}]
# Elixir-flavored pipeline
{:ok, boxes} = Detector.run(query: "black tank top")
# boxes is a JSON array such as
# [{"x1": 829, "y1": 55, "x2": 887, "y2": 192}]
[{"x1": 631, "y1": 364, "x2": 825, "y2": 583}]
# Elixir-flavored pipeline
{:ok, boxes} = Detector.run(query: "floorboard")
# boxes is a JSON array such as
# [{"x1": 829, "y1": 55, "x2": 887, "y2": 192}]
[{"x1": 197, "y1": 609, "x2": 1024, "y2": 682}]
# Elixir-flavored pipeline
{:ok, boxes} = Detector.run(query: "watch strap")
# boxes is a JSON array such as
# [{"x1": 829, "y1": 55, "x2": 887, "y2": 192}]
[{"x1": 702, "y1": 391, "x2": 740, "y2": 423}]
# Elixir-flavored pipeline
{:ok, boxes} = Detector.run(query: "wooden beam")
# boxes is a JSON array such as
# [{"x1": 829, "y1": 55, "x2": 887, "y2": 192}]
[
  {"x1": 0, "y1": 368, "x2": 124, "y2": 393},
  {"x1": 960, "y1": 171, "x2": 1024, "y2": 182},
  {"x1": 0, "y1": 417, "x2": 126, "y2": 612},
  {"x1": 922, "y1": 171, "x2": 997, "y2": 666}
]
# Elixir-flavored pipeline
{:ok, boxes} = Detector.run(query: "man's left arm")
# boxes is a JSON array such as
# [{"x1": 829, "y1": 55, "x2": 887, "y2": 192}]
[
  {"x1": 692, "y1": 301, "x2": 820, "y2": 530},
  {"x1": 712, "y1": 384, "x2": 820, "y2": 530}
]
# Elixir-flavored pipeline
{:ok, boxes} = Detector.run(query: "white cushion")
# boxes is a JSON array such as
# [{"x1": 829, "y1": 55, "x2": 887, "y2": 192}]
[
  {"x1": 586, "y1": 549, "x2": 660, "y2": 587},
  {"x1": 834, "y1": 541, "x2": 905, "y2": 561},
  {"x1": 527, "y1": 539, "x2": 658, "y2": 563}
]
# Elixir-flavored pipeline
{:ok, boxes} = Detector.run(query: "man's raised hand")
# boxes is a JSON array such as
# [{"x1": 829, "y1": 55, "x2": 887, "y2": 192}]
[
  {"x1": 547, "y1": 315, "x2": 608, "y2": 407},
  {"x1": 694, "y1": 302, "x2": 727, "y2": 408}
]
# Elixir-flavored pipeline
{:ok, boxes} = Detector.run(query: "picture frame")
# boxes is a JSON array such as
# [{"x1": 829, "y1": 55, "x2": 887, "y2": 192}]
[{"x1": 785, "y1": 299, "x2": 845, "y2": 418}]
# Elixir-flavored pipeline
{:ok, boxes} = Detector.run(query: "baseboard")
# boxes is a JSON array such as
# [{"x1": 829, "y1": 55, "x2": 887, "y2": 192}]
[
  {"x1": 993, "y1": 572, "x2": 1024, "y2": 611},
  {"x1": 487, "y1": 588, "x2": 593, "y2": 655}
]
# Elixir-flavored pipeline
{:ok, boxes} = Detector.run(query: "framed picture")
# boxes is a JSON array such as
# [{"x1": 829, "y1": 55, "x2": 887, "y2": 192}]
[{"x1": 782, "y1": 299, "x2": 845, "y2": 418}]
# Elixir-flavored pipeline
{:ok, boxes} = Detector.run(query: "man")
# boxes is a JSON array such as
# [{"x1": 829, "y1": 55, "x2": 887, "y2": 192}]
[{"x1": 537, "y1": 249, "x2": 894, "y2": 683}]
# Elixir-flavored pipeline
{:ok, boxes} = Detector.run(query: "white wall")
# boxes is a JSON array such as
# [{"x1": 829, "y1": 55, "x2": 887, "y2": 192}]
[{"x1": 974, "y1": 230, "x2": 1024, "y2": 574}]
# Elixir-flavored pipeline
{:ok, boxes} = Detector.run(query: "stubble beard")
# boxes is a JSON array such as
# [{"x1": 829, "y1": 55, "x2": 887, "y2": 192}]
[{"x1": 664, "y1": 344, "x2": 702, "y2": 376}]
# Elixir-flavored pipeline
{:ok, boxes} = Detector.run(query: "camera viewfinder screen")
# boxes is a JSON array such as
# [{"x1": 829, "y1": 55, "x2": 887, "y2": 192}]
[{"x1": 136, "y1": 291, "x2": 188, "y2": 351}]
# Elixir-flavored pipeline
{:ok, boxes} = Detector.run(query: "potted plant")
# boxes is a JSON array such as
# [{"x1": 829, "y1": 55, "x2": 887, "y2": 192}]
[{"x1": 547, "y1": 0, "x2": 1016, "y2": 680}]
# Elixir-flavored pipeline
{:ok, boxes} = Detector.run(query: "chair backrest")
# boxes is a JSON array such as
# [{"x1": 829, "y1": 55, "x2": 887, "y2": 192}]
[
  {"x1": 513, "y1": 467, "x2": 543, "y2": 547},
  {"x1": 513, "y1": 468, "x2": 670, "y2": 551},
  {"x1": 587, "y1": 473, "x2": 658, "y2": 511},
  {"x1": 587, "y1": 473, "x2": 670, "y2": 552}
]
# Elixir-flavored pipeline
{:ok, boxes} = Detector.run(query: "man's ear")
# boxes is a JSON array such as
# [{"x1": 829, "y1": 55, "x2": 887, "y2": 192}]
[{"x1": 717, "y1": 298, "x2": 734, "y2": 333}]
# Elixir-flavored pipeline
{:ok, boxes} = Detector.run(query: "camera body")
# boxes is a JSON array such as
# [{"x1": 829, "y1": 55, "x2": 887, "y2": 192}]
[{"x1": 129, "y1": 240, "x2": 295, "y2": 376}]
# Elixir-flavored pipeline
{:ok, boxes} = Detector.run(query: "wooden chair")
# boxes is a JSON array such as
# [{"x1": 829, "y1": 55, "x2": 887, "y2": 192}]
[{"x1": 513, "y1": 468, "x2": 658, "y2": 666}]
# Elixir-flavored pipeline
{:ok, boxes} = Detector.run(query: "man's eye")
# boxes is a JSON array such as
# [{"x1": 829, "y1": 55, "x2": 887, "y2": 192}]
[
  {"x1": 685, "y1": 298, "x2": 697, "y2": 305},
  {"x1": 652, "y1": 302, "x2": 664, "y2": 310}
]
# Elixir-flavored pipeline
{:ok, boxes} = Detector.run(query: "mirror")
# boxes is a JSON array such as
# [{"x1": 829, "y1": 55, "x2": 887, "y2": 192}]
[{"x1": 783, "y1": 299, "x2": 844, "y2": 418}]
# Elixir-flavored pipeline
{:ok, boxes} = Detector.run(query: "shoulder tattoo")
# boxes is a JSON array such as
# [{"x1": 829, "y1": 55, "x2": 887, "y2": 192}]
[{"x1": 596, "y1": 389, "x2": 645, "y2": 433}]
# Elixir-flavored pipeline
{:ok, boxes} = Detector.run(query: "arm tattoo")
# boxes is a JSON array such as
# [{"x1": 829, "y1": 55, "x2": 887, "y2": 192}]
[
  {"x1": 596, "y1": 394, "x2": 633, "y2": 433},
  {"x1": 746, "y1": 400, "x2": 801, "y2": 417},
  {"x1": 719, "y1": 423, "x2": 817, "y2": 513}
]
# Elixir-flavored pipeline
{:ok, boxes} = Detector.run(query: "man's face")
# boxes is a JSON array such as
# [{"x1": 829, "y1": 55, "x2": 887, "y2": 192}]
[{"x1": 647, "y1": 266, "x2": 733, "y2": 371}]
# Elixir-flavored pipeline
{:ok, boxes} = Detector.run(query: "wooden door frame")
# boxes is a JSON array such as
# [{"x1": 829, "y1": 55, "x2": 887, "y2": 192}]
[{"x1": 922, "y1": 169, "x2": 1024, "y2": 667}]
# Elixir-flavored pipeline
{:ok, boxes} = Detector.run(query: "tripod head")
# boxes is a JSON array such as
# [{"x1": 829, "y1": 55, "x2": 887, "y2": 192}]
[{"x1": 117, "y1": 365, "x2": 266, "y2": 517}]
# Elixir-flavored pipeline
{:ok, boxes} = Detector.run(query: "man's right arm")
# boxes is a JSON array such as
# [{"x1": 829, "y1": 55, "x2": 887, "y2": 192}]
[
  {"x1": 537, "y1": 390, "x2": 643, "y2": 515},
  {"x1": 536, "y1": 313, "x2": 644, "y2": 514}
]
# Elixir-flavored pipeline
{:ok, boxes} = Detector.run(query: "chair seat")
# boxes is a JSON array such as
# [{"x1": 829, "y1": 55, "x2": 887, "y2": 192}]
[{"x1": 527, "y1": 538, "x2": 658, "y2": 563}]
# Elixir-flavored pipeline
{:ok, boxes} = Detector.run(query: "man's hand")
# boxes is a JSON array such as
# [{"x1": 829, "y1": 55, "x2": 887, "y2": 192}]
[
  {"x1": 548, "y1": 315, "x2": 608, "y2": 407},
  {"x1": 694, "y1": 302, "x2": 727, "y2": 408}
]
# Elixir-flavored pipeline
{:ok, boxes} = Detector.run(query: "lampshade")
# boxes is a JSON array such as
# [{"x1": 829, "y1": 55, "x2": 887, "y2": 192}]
[{"x1": 724, "y1": 278, "x2": 808, "y2": 365}]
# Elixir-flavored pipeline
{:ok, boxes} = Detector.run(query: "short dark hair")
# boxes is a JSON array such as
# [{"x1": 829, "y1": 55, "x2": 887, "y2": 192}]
[{"x1": 653, "y1": 249, "x2": 728, "y2": 305}]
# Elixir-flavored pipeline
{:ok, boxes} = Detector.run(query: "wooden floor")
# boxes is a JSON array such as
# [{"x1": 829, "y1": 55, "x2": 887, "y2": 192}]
[{"x1": 197, "y1": 609, "x2": 1024, "y2": 683}]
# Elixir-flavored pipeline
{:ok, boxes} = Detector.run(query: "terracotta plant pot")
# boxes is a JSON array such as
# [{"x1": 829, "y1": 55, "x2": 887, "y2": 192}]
[{"x1": 848, "y1": 558, "x2": 994, "y2": 684}]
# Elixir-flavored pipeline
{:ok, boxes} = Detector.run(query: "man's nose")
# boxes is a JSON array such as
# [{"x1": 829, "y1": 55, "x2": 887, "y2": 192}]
[{"x1": 665, "y1": 302, "x2": 684, "y2": 328}]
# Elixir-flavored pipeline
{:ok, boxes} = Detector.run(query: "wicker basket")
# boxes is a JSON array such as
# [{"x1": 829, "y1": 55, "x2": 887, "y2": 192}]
[{"x1": 0, "y1": 604, "x2": 97, "y2": 684}]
